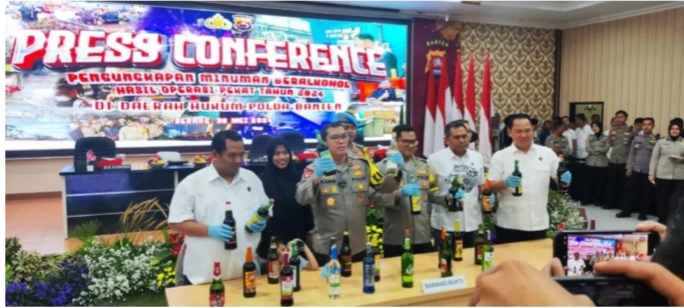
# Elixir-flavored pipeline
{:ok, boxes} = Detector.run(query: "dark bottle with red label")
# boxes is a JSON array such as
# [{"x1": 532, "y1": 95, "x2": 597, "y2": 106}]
[
  {"x1": 280, "y1": 253, "x2": 294, "y2": 307},
  {"x1": 209, "y1": 262, "x2": 225, "y2": 307},
  {"x1": 224, "y1": 209, "x2": 237, "y2": 250},
  {"x1": 341, "y1": 231, "x2": 353, "y2": 277}
]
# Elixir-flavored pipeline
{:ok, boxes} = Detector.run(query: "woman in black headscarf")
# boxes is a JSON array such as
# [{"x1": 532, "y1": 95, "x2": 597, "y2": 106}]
[{"x1": 256, "y1": 138, "x2": 316, "y2": 266}]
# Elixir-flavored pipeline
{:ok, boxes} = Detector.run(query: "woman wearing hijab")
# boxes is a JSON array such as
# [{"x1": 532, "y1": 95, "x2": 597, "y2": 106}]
[
  {"x1": 649, "y1": 122, "x2": 684, "y2": 224},
  {"x1": 256, "y1": 138, "x2": 317, "y2": 270},
  {"x1": 584, "y1": 121, "x2": 610, "y2": 207}
]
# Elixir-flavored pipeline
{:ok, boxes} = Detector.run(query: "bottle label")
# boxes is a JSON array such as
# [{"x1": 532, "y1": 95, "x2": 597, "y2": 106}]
[
  {"x1": 440, "y1": 258, "x2": 448, "y2": 273},
  {"x1": 244, "y1": 270, "x2": 256, "y2": 294},
  {"x1": 290, "y1": 265, "x2": 298, "y2": 286},
  {"x1": 411, "y1": 196, "x2": 421, "y2": 212},
  {"x1": 268, "y1": 261, "x2": 280, "y2": 279},
  {"x1": 363, "y1": 263, "x2": 374, "y2": 287},
  {"x1": 476, "y1": 245, "x2": 483, "y2": 261},
  {"x1": 226, "y1": 225, "x2": 236, "y2": 245},
  {"x1": 483, "y1": 252, "x2": 494, "y2": 269},
  {"x1": 281, "y1": 276, "x2": 293, "y2": 299},
  {"x1": 482, "y1": 196, "x2": 492, "y2": 211},
  {"x1": 342, "y1": 255, "x2": 352, "y2": 273},
  {"x1": 209, "y1": 292, "x2": 225, "y2": 307},
  {"x1": 454, "y1": 239, "x2": 463, "y2": 258},
  {"x1": 403, "y1": 263, "x2": 413, "y2": 276},
  {"x1": 374, "y1": 254, "x2": 381, "y2": 275}
]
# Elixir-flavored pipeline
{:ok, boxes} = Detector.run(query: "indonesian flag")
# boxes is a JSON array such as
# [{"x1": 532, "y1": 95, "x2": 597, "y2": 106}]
[
  {"x1": 433, "y1": 56, "x2": 450, "y2": 154},
  {"x1": 479, "y1": 53, "x2": 493, "y2": 163},
  {"x1": 450, "y1": 53, "x2": 465, "y2": 122},
  {"x1": 465, "y1": 54, "x2": 477, "y2": 150},
  {"x1": 422, "y1": 57, "x2": 437, "y2": 156}
]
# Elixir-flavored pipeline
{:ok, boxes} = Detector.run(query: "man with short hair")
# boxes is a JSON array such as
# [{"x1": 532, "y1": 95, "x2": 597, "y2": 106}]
[
  {"x1": 574, "y1": 114, "x2": 594, "y2": 203},
  {"x1": 544, "y1": 120, "x2": 571, "y2": 157},
  {"x1": 604, "y1": 110, "x2": 636, "y2": 210},
  {"x1": 428, "y1": 120, "x2": 487, "y2": 248},
  {"x1": 169, "y1": 130, "x2": 270, "y2": 285},
  {"x1": 561, "y1": 116, "x2": 577, "y2": 156},
  {"x1": 488, "y1": 114, "x2": 572, "y2": 244},
  {"x1": 632, "y1": 118, "x2": 644, "y2": 135},
  {"x1": 296, "y1": 122, "x2": 402, "y2": 265},
  {"x1": 619, "y1": 117, "x2": 657, "y2": 220}
]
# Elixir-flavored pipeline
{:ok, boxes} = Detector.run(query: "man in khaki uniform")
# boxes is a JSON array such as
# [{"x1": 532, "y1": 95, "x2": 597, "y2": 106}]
[
  {"x1": 295, "y1": 122, "x2": 403, "y2": 266},
  {"x1": 545, "y1": 120, "x2": 571, "y2": 157},
  {"x1": 618, "y1": 118, "x2": 657, "y2": 220},
  {"x1": 374, "y1": 124, "x2": 443, "y2": 258},
  {"x1": 605, "y1": 110, "x2": 636, "y2": 210},
  {"x1": 336, "y1": 112, "x2": 387, "y2": 187}
]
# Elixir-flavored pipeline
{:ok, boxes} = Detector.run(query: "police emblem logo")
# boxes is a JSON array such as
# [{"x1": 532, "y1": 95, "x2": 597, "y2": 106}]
[
  {"x1": 420, "y1": 181, "x2": 428, "y2": 188},
  {"x1": 358, "y1": 183, "x2": 365, "y2": 190},
  {"x1": 322, "y1": 187, "x2": 330, "y2": 194},
  {"x1": 331, "y1": 186, "x2": 338, "y2": 193},
  {"x1": 304, "y1": 169, "x2": 313, "y2": 178},
  {"x1": 356, "y1": 150, "x2": 364, "y2": 156},
  {"x1": 327, "y1": 197, "x2": 335, "y2": 206},
  {"x1": 358, "y1": 194, "x2": 365, "y2": 201},
  {"x1": 352, "y1": 164, "x2": 361, "y2": 170},
  {"x1": 417, "y1": 169, "x2": 427, "y2": 175},
  {"x1": 353, "y1": 170, "x2": 363, "y2": 177},
  {"x1": 232, "y1": 14, "x2": 254, "y2": 32}
]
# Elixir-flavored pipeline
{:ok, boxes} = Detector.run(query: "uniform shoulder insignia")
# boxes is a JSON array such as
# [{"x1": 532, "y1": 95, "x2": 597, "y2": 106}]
[
  {"x1": 415, "y1": 157, "x2": 427, "y2": 163},
  {"x1": 353, "y1": 143, "x2": 365, "y2": 149}
]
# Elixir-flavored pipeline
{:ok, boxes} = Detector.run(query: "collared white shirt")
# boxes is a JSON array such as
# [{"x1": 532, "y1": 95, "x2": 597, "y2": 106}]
[
  {"x1": 575, "y1": 125, "x2": 594, "y2": 159},
  {"x1": 168, "y1": 164, "x2": 270, "y2": 285},
  {"x1": 489, "y1": 144, "x2": 559, "y2": 231},
  {"x1": 563, "y1": 129, "x2": 577, "y2": 153},
  {"x1": 567, "y1": 258, "x2": 586, "y2": 276},
  {"x1": 427, "y1": 148, "x2": 486, "y2": 232}
]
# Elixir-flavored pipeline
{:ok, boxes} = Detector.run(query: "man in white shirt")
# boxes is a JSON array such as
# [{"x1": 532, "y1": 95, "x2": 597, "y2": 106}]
[
  {"x1": 562, "y1": 116, "x2": 577, "y2": 157},
  {"x1": 169, "y1": 130, "x2": 271, "y2": 285},
  {"x1": 566, "y1": 252, "x2": 586, "y2": 276},
  {"x1": 573, "y1": 114, "x2": 594, "y2": 204},
  {"x1": 428, "y1": 120, "x2": 486, "y2": 248},
  {"x1": 488, "y1": 114, "x2": 572, "y2": 244}
]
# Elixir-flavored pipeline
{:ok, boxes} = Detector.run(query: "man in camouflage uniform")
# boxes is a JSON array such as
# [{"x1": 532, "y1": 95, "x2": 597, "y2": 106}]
[
  {"x1": 617, "y1": 117, "x2": 657, "y2": 220},
  {"x1": 295, "y1": 122, "x2": 403, "y2": 266},
  {"x1": 545, "y1": 120, "x2": 571, "y2": 157},
  {"x1": 604, "y1": 110, "x2": 636, "y2": 210}
]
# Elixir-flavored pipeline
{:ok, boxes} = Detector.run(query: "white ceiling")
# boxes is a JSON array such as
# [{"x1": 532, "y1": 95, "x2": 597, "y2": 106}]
[{"x1": 313, "y1": 1, "x2": 684, "y2": 29}]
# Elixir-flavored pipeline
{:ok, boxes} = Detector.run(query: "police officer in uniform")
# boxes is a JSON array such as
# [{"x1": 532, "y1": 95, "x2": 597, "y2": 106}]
[
  {"x1": 374, "y1": 124, "x2": 441, "y2": 258},
  {"x1": 545, "y1": 120, "x2": 571, "y2": 157},
  {"x1": 604, "y1": 110, "x2": 636, "y2": 210},
  {"x1": 336, "y1": 112, "x2": 388, "y2": 188},
  {"x1": 618, "y1": 118, "x2": 657, "y2": 220},
  {"x1": 295, "y1": 122, "x2": 402, "y2": 265}
]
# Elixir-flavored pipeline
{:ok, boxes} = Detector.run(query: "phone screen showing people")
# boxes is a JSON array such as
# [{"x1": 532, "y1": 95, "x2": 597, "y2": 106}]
[{"x1": 566, "y1": 233, "x2": 650, "y2": 276}]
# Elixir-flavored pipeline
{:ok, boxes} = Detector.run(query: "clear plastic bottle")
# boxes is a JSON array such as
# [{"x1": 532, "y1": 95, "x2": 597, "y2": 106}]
[{"x1": 328, "y1": 246, "x2": 341, "y2": 299}]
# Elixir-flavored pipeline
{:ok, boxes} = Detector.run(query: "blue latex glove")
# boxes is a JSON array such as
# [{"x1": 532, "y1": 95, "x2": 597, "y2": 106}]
[
  {"x1": 561, "y1": 171, "x2": 572, "y2": 184},
  {"x1": 455, "y1": 188, "x2": 464, "y2": 200},
  {"x1": 490, "y1": 193, "x2": 497, "y2": 204},
  {"x1": 208, "y1": 224, "x2": 234, "y2": 241},
  {"x1": 248, "y1": 219, "x2": 267, "y2": 233},
  {"x1": 313, "y1": 157, "x2": 335, "y2": 178},
  {"x1": 388, "y1": 151, "x2": 405, "y2": 168},
  {"x1": 399, "y1": 183, "x2": 420, "y2": 198},
  {"x1": 504, "y1": 175, "x2": 522, "y2": 188}
]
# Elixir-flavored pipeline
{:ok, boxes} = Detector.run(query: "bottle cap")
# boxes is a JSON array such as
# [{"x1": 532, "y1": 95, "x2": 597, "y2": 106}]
[{"x1": 246, "y1": 247, "x2": 253, "y2": 262}]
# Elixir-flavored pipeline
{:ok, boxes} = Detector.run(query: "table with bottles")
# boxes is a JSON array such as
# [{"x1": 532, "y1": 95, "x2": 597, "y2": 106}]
[{"x1": 165, "y1": 239, "x2": 552, "y2": 306}]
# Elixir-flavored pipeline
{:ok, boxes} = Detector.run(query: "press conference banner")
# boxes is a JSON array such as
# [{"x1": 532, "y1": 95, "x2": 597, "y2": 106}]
[{"x1": 5, "y1": 2, "x2": 408, "y2": 150}]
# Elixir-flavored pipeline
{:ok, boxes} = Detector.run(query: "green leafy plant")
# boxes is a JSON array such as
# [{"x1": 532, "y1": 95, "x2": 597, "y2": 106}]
[
  {"x1": 6, "y1": 264, "x2": 13, "y2": 285},
  {"x1": 10, "y1": 251, "x2": 65, "y2": 285},
  {"x1": 117, "y1": 198, "x2": 169, "y2": 244},
  {"x1": 68, "y1": 220, "x2": 101, "y2": 253},
  {"x1": 6, "y1": 237, "x2": 22, "y2": 264},
  {"x1": 366, "y1": 206, "x2": 383, "y2": 228}
]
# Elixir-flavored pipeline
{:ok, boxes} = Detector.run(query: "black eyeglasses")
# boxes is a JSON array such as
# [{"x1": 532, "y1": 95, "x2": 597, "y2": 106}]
[{"x1": 398, "y1": 139, "x2": 419, "y2": 146}]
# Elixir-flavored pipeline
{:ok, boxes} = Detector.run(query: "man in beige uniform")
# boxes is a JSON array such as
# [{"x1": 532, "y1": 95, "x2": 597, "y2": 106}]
[
  {"x1": 605, "y1": 110, "x2": 636, "y2": 210},
  {"x1": 618, "y1": 117, "x2": 657, "y2": 220},
  {"x1": 296, "y1": 122, "x2": 402, "y2": 265},
  {"x1": 545, "y1": 120, "x2": 571, "y2": 157}
]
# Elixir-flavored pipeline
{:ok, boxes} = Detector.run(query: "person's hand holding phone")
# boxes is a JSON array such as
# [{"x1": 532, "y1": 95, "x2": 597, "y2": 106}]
[
  {"x1": 594, "y1": 261, "x2": 684, "y2": 306},
  {"x1": 635, "y1": 221, "x2": 666, "y2": 261},
  {"x1": 470, "y1": 260, "x2": 595, "y2": 306}
]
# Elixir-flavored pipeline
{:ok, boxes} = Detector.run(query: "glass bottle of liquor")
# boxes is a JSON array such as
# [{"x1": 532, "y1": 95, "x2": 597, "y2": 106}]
[
  {"x1": 246, "y1": 199, "x2": 274, "y2": 233},
  {"x1": 362, "y1": 242, "x2": 375, "y2": 294},
  {"x1": 280, "y1": 253, "x2": 294, "y2": 307},
  {"x1": 267, "y1": 237, "x2": 280, "y2": 284},
  {"x1": 446, "y1": 175, "x2": 462, "y2": 212},
  {"x1": 328, "y1": 246, "x2": 341, "y2": 299},
  {"x1": 408, "y1": 173, "x2": 421, "y2": 215},
  {"x1": 452, "y1": 220, "x2": 463, "y2": 262},
  {"x1": 557, "y1": 154, "x2": 569, "y2": 193},
  {"x1": 243, "y1": 247, "x2": 257, "y2": 298},
  {"x1": 401, "y1": 229, "x2": 413, "y2": 288},
  {"x1": 341, "y1": 232, "x2": 353, "y2": 277},
  {"x1": 289, "y1": 243, "x2": 301, "y2": 292},
  {"x1": 512, "y1": 160, "x2": 523, "y2": 197},
  {"x1": 209, "y1": 262, "x2": 225, "y2": 307},
  {"x1": 371, "y1": 234, "x2": 381, "y2": 282},
  {"x1": 224, "y1": 209, "x2": 237, "y2": 250},
  {"x1": 474, "y1": 225, "x2": 485, "y2": 266},
  {"x1": 439, "y1": 228, "x2": 453, "y2": 277},
  {"x1": 482, "y1": 231, "x2": 494, "y2": 271},
  {"x1": 481, "y1": 179, "x2": 493, "y2": 214}
]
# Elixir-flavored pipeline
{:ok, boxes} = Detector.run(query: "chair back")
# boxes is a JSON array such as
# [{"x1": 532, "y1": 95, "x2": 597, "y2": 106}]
[
  {"x1": 248, "y1": 134, "x2": 275, "y2": 163},
  {"x1": 280, "y1": 132, "x2": 306, "y2": 155},
  {"x1": 74, "y1": 137, "x2": 116, "y2": 172}
]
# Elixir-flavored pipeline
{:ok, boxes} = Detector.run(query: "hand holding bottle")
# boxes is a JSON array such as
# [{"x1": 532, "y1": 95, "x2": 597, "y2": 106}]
[
  {"x1": 399, "y1": 183, "x2": 420, "y2": 198},
  {"x1": 504, "y1": 175, "x2": 522, "y2": 188},
  {"x1": 314, "y1": 157, "x2": 335, "y2": 178},
  {"x1": 208, "y1": 224, "x2": 234, "y2": 241},
  {"x1": 388, "y1": 151, "x2": 405, "y2": 168},
  {"x1": 247, "y1": 220, "x2": 267, "y2": 233}
]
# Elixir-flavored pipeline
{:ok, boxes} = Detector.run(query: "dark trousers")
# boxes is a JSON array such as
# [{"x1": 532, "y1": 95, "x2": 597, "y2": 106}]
[
  {"x1": 655, "y1": 179, "x2": 684, "y2": 224},
  {"x1": 494, "y1": 226, "x2": 547, "y2": 245},
  {"x1": 623, "y1": 172, "x2": 655, "y2": 216},
  {"x1": 383, "y1": 242, "x2": 435, "y2": 258},
  {"x1": 568, "y1": 159, "x2": 587, "y2": 202},
  {"x1": 584, "y1": 166, "x2": 608, "y2": 205},
  {"x1": 314, "y1": 250, "x2": 364, "y2": 266},
  {"x1": 431, "y1": 228, "x2": 477, "y2": 248},
  {"x1": 605, "y1": 163, "x2": 628, "y2": 209}
]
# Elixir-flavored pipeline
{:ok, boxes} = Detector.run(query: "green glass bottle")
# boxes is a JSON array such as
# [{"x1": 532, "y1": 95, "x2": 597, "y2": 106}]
[
  {"x1": 474, "y1": 225, "x2": 485, "y2": 266},
  {"x1": 401, "y1": 229, "x2": 413, "y2": 288},
  {"x1": 482, "y1": 231, "x2": 494, "y2": 271},
  {"x1": 439, "y1": 228, "x2": 452, "y2": 277}
]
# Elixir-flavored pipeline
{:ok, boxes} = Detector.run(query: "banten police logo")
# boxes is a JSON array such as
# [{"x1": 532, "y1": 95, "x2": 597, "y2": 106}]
[{"x1": 232, "y1": 14, "x2": 254, "y2": 32}]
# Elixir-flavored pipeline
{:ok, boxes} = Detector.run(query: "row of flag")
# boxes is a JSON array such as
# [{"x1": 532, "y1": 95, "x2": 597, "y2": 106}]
[{"x1": 423, "y1": 52, "x2": 493, "y2": 163}]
